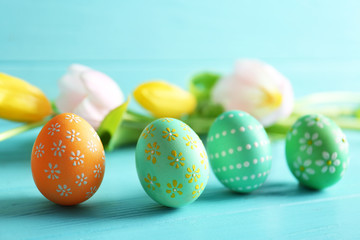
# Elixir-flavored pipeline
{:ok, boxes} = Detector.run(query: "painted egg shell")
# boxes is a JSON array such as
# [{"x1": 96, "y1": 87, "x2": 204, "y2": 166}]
[
  {"x1": 135, "y1": 118, "x2": 209, "y2": 208},
  {"x1": 286, "y1": 114, "x2": 349, "y2": 189},
  {"x1": 31, "y1": 113, "x2": 105, "y2": 205},
  {"x1": 207, "y1": 110, "x2": 272, "y2": 193}
]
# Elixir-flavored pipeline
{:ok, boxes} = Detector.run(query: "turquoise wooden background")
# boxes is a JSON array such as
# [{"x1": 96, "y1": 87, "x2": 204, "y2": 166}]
[
  {"x1": 2, "y1": 0, "x2": 360, "y2": 60},
  {"x1": 1, "y1": 1, "x2": 360, "y2": 239}
]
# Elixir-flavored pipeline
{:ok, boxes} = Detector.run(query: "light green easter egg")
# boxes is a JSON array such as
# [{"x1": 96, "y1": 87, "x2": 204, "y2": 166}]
[
  {"x1": 207, "y1": 110, "x2": 272, "y2": 193},
  {"x1": 135, "y1": 118, "x2": 209, "y2": 208},
  {"x1": 286, "y1": 114, "x2": 349, "y2": 189}
]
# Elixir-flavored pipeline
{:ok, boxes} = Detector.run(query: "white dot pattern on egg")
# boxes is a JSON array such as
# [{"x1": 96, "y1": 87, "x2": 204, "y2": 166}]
[{"x1": 207, "y1": 110, "x2": 272, "y2": 192}]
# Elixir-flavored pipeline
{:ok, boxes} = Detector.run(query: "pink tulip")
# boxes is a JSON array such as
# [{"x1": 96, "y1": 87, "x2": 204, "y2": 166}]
[
  {"x1": 212, "y1": 60, "x2": 294, "y2": 127},
  {"x1": 55, "y1": 64, "x2": 124, "y2": 129}
]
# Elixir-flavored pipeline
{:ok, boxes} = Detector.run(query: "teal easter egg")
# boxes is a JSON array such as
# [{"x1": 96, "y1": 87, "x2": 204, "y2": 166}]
[
  {"x1": 286, "y1": 114, "x2": 349, "y2": 189},
  {"x1": 135, "y1": 118, "x2": 209, "y2": 208},
  {"x1": 207, "y1": 110, "x2": 272, "y2": 192}
]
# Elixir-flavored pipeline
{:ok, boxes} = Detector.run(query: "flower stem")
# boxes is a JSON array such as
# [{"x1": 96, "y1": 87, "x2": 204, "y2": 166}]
[
  {"x1": 266, "y1": 113, "x2": 360, "y2": 140},
  {"x1": 296, "y1": 91, "x2": 360, "y2": 106},
  {"x1": 294, "y1": 92, "x2": 360, "y2": 116},
  {"x1": 0, "y1": 119, "x2": 48, "y2": 142}
]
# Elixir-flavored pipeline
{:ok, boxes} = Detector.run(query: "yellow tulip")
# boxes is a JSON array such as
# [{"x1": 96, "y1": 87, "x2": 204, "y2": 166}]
[
  {"x1": 0, "y1": 73, "x2": 52, "y2": 122},
  {"x1": 133, "y1": 81, "x2": 196, "y2": 118}
]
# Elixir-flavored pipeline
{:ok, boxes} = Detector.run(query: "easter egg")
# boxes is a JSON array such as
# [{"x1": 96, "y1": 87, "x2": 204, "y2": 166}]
[
  {"x1": 286, "y1": 114, "x2": 349, "y2": 189},
  {"x1": 207, "y1": 110, "x2": 272, "y2": 193},
  {"x1": 135, "y1": 118, "x2": 209, "y2": 208},
  {"x1": 31, "y1": 113, "x2": 105, "y2": 205}
]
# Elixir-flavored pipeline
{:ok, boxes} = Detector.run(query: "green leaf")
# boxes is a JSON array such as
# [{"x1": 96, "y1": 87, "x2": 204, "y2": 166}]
[
  {"x1": 0, "y1": 118, "x2": 49, "y2": 142},
  {"x1": 194, "y1": 101, "x2": 224, "y2": 118},
  {"x1": 181, "y1": 115, "x2": 216, "y2": 135},
  {"x1": 188, "y1": 72, "x2": 224, "y2": 118},
  {"x1": 189, "y1": 72, "x2": 221, "y2": 101},
  {"x1": 107, "y1": 122, "x2": 144, "y2": 148},
  {"x1": 97, "y1": 97, "x2": 130, "y2": 151},
  {"x1": 356, "y1": 107, "x2": 360, "y2": 119},
  {"x1": 123, "y1": 109, "x2": 156, "y2": 123},
  {"x1": 51, "y1": 101, "x2": 60, "y2": 114}
]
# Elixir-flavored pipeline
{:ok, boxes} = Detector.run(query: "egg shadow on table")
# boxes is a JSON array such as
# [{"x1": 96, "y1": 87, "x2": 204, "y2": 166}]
[
  {"x1": 255, "y1": 181, "x2": 324, "y2": 197},
  {"x1": 0, "y1": 195, "x2": 176, "y2": 220},
  {"x1": 54, "y1": 196, "x2": 177, "y2": 220},
  {"x1": 199, "y1": 181, "x2": 323, "y2": 202}
]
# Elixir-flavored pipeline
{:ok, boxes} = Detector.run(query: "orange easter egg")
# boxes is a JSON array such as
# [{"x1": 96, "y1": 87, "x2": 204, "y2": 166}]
[{"x1": 31, "y1": 113, "x2": 105, "y2": 205}]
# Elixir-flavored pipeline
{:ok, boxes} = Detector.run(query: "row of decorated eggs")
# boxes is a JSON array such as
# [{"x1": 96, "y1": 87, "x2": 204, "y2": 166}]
[{"x1": 31, "y1": 111, "x2": 349, "y2": 207}]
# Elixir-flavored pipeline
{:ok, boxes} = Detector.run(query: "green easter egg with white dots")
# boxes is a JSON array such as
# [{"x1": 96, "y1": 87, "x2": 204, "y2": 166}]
[
  {"x1": 286, "y1": 114, "x2": 349, "y2": 190},
  {"x1": 207, "y1": 110, "x2": 272, "y2": 193},
  {"x1": 135, "y1": 118, "x2": 209, "y2": 208}
]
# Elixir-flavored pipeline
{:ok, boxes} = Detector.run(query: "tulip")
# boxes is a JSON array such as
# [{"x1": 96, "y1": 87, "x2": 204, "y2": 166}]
[
  {"x1": 0, "y1": 73, "x2": 52, "y2": 122},
  {"x1": 133, "y1": 81, "x2": 197, "y2": 118},
  {"x1": 212, "y1": 60, "x2": 294, "y2": 126},
  {"x1": 55, "y1": 64, "x2": 124, "y2": 129}
]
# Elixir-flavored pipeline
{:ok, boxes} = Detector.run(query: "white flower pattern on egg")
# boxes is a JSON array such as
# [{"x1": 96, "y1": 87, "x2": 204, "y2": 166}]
[
  {"x1": 305, "y1": 115, "x2": 330, "y2": 129},
  {"x1": 69, "y1": 150, "x2": 85, "y2": 166},
  {"x1": 91, "y1": 127, "x2": 101, "y2": 141},
  {"x1": 51, "y1": 140, "x2": 66, "y2": 157},
  {"x1": 87, "y1": 140, "x2": 97, "y2": 152},
  {"x1": 31, "y1": 113, "x2": 105, "y2": 205},
  {"x1": 287, "y1": 121, "x2": 301, "y2": 140},
  {"x1": 86, "y1": 186, "x2": 97, "y2": 199},
  {"x1": 65, "y1": 114, "x2": 81, "y2": 123},
  {"x1": 34, "y1": 143, "x2": 45, "y2": 158},
  {"x1": 315, "y1": 151, "x2": 341, "y2": 174},
  {"x1": 44, "y1": 163, "x2": 60, "y2": 180},
  {"x1": 293, "y1": 157, "x2": 315, "y2": 181},
  {"x1": 340, "y1": 161, "x2": 348, "y2": 177},
  {"x1": 286, "y1": 114, "x2": 349, "y2": 190},
  {"x1": 48, "y1": 123, "x2": 61, "y2": 136},
  {"x1": 56, "y1": 184, "x2": 72, "y2": 197},
  {"x1": 299, "y1": 132, "x2": 322, "y2": 155},
  {"x1": 94, "y1": 164, "x2": 102, "y2": 178},
  {"x1": 102, "y1": 151, "x2": 105, "y2": 162},
  {"x1": 75, "y1": 173, "x2": 88, "y2": 186},
  {"x1": 333, "y1": 129, "x2": 348, "y2": 152},
  {"x1": 66, "y1": 129, "x2": 81, "y2": 142}
]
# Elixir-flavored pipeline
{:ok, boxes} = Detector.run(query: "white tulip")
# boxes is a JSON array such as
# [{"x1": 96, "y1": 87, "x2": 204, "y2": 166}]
[
  {"x1": 55, "y1": 64, "x2": 124, "y2": 129},
  {"x1": 212, "y1": 60, "x2": 294, "y2": 126}
]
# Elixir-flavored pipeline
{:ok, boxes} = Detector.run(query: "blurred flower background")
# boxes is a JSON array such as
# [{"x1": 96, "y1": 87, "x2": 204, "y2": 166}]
[
  {"x1": 211, "y1": 60, "x2": 294, "y2": 127},
  {"x1": 55, "y1": 64, "x2": 124, "y2": 129},
  {"x1": 1, "y1": 1, "x2": 360, "y2": 149},
  {"x1": 1, "y1": 2, "x2": 360, "y2": 240}
]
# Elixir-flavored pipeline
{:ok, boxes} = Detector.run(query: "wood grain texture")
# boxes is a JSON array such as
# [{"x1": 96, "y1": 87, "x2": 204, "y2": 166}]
[
  {"x1": 1, "y1": 1, "x2": 360, "y2": 61},
  {"x1": 1, "y1": 0, "x2": 360, "y2": 239},
  {"x1": 0, "y1": 62, "x2": 359, "y2": 239},
  {"x1": 1, "y1": 129, "x2": 360, "y2": 239}
]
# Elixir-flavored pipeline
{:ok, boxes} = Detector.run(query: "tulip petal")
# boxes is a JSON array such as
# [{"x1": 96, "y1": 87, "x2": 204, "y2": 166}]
[
  {"x1": 73, "y1": 98, "x2": 104, "y2": 129},
  {"x1": 211, "y1": 59, "x2": 294, "y2": 126},
  {"x1": 81, "y1": 70, "x2": 124, "y2": 110},
  {"x1": 56, "y1": 64, "x2": 89, "y2": 113},
  {"x1": 55, "y1": 64, "x2": 124, "y2": 129},
  {"x1": 55, "y1": 93, "x2": 85, "y2": 113},
  {"x1": 133, "y1": 81, "x2": 196, "y2": 118},
  {"x1": 0, "y1": 73, "x2": 52, "y2": 122},
  {"x1": 58, "y1": 64, "x2": 88, "y2": 95}
]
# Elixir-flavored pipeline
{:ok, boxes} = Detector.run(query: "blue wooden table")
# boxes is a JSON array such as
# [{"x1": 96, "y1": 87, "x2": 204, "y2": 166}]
[{"x1": 1, "y1": 1, "x2": 360, "y2": 239}]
